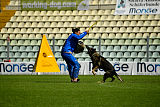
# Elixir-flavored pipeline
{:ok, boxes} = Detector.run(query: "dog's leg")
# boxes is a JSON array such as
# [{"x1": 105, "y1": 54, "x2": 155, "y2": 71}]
[
  {"x1": 102, "y1": 72, "x2": 109, "y2": 83},
  {"x1": 110, "y1": 76, "x2": 115, "y2": 82},
  {"x1": 92, "y1": 66, "x2": 98, "y2": 76}
]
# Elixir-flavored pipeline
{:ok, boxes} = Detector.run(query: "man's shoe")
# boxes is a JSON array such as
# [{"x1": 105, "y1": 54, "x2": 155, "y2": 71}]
[{"x1": 71, "y1": 79, "x2": 80, "y2": 83}]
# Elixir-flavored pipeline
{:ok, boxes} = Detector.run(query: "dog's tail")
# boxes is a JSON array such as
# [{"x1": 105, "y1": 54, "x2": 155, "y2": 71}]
[{"x1": 114, "y1": 72, "x2": 123, "y2": 82}]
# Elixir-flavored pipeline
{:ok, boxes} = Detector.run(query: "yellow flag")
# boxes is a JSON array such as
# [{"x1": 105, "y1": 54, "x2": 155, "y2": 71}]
[{"x1": 35, "y1": 35, "x2": 60, "y2": 72}]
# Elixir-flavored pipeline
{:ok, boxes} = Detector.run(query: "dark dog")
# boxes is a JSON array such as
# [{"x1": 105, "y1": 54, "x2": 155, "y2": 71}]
[{"x1": 86, "y1": 45, "x2": 123, "y2": 82}]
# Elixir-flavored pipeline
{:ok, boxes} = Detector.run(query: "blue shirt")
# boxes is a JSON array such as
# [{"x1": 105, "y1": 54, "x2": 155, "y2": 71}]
[{"x1": 62, "y1": 31, "x2": 87, "y2": 53}]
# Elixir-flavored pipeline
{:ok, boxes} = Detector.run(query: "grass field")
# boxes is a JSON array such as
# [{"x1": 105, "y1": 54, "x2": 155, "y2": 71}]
[{"x1": 0, "y1": 75, "x2": 160, "y2": 107}]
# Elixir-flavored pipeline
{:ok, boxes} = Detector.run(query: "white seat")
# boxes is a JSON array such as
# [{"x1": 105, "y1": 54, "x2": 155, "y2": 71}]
[
  {"x1": 101, "y1": 33, "x2": 109, "y2": 38},
  {"x1": 113, "y1": 58, "x2": 119, "y2": 62},
  {"x1": 110, "y1": 52, "x2": 116, "y2": 57},
  {"x1": 31, "y1": 40, "x2": 38, "y2": 45},
  {"x1": 8, "y1": 28, "x2": 14, "y2": 33},
  {"x1": 104, "y1": 40, "x2": 112, "y2": 45},
  {"x1": 44, "y1": 22, "x2": 51, "y2": 27},
  {"x1": 24, "y1": 40, "x2": 31, "y2": 45},
  {"x1": 55, "y1": 34, "x2": 62, "y2": 39},
  {"x1": 27, "y1": 28, "x2": 33, "y2": 33},
  {"x1": 36, "y1": 16, "x2": 43, "y2": 21},
  {"x1": 124, "y1": 21, "x2": 130, "y2": 26},
  {"x1": 139, "y1": 39, "x2": 146, "y2": 45},
  {"x1": 17, "y1": 40, "x2": 24, "y2": 46},
  {"x1": 16, "y1": 59, "x2": 23, "y2": 62},
  {"x1": 106, "y1": 27, "x2": 112, "y2": 32},
  {"x1": 117, "y1": 21, "x2": 123, "y2": 26},
  {"x1": 135, "y1": 46, "x2": 141, "y2": 51},
  {"x1": 114, "y1": 46, "x2": 120, "y2": 50},
  {"x1": 138, "y1": 52, "x2": 145, "y2": 57},
  {"x1": 98, "y1": 10, "x2": 104, "y2": 15},
  {"x1": 23, "y1": 59, "x2": 29, "y2": 62},
  {"x1": 118, "y1": 40, "x2": 125, "y2": 45},
  {"x1": 10, "y1": 16, "x2": 17, "y2": 21},
  {"x1": 150, "y1": 21, "x2": 157, "y2": 26},
  {"x1": 14, "y1": 28, "x2": 20, "y2": 33},
  {"x1": 132, "y1": 39, "x2": 139, "y2": 45},
  {"x1": 10, "y1": 40, "x2": 17, "y2": 45},
  {"x1": 10, "y1": 34, "x2": 16, "y2": 39},
  {"x1": 113, "y1": 27, "x2": 119, "y2": 32},
  {"x1": 121, "y1": 46, "x2": 127, "y2": 51},
  {"x1": 140, "y1": 27, "x2": 147, "y2": 32},
  {"x1": 34, "y1": 11, "x2": 41, "y2": 16},
  {"x1": 154, "y1": 27, "x2": 160, "y2": 32},
  {"x1": 155, "y1": 15, "x2": 160, "y2": 19},
  {"x1": 117, "y1": 52, "x2": 123, "y2": 57},
  {"x1": 21, "y1": 52, "x2": 27, "y2": 57},
  {"x1": 53, "y1": 11, "x2": 59, "y2": 15},
  {"x1": 126, "y1": 27, "x2": 133, "y2": 32},
  {"x1": 87, "y1": 16, "x2": 94, "y2": 21},
  {"x1": 21, "y1": 11, "x2": 27, "y2": 15},
  {"x1": 156, "y1": 59, "x2": 160, "y2": 62},
  {"x1": 40, "y1": 28, "x2": 46, "y2": 33},
  {"x1": 6, "y1": 22, "x2": 12, "y2": 27},
  {"x1": 66, "y1": 10, "x2": 72, "y2": 15},
  {"x1": 64, "y1": 22, "x2": 70, "y2": 27},
  {"x1": 46, "y1": 28, "x2": 53, "y2": 33},
  {"x1": 133, "y1": 27, "x2": 140, "y2": 32},
  {"x1": 111, "y1": 39, "x2": 118, "y2": 45},
  {"x1": 119, "y1": 27, "x2": 126, "y2": 32},
  {"x1": 40, "y1": 11, "x2": 47, "y2": 15},
  {"x1": 81, "y1": 16, "x2": 88, "y2": 21},
  {"x1": 28, "y1": 11, "x2": 34, "y2": 16},
  {"x1": 120, "y1": 58, "x2": 126, "y2": 62},
  {"x1": 115, "y1": 33, "x2": 122, "y2": 38},
  {"x1": 18, "y1": 22, "x2": 25, "y2": 27},
  {"x1": 25, "y1": 22, "x2": 32, "y2": 27},
  {"x1": 141, "y1": 15, "x2": 148, "y2": 20},
  {"x1": 28, "y1": 52, "x2": 35, "y2": 57},
  {"x1": 76, "y1": 22, "x2": 83, "y2": 27},
  {"x1": 15, "y1": 11, "x2": 21, "y2": 16},
  {"x1": 101, "y1": 16, "x2": 107, "y2": 20},
  {"x1": 91, "y1": 40, "x2": 98, "y2": 45},
  {"x1": 148, "y1": 15, "x2": 155, "y2": 19},
  {"x1": 107, "y1": 46, "x2": 114, "y2": 51},
  {"x1": 68, "y1": 16, "x2": 74, "y2": 21},
  {"x1": 70, "y1": 22, "x2": 76, "y2": 27},
  {"x1": 149, "y1": 59, "x2": 155, "y2": 62},
  {"x1": 152, "y1": 39, "x2": 160, "y2": 44},
  {"x1": 1, "y1": 28, "x2": 7, "y2": 33},
  {"x1": 128, "y1": 46, "x2": 135, "y2": 51},
  {"x1": 48, "y1": 16, "x2": 55, "y2": 21},
  {"x1": 66, "y1": 28, "x2": 72, "y2": 33},
  {"x1": 121, "y1": 15, "x2": 127, "y2": 20},
  {"x1": 124, "y1": 52, "x2": 130, "y2": 57},
  {"x1": 114, "y1": 15, "x2": 121, "y2": 20},
  {"x1": 74, "y1": 16, "x2": 81, "y2": 21},
  {"x1": 147, "y1": 27, "x2": 154, "y2": 32},
  {"x1": 30, "y1": 16, "x2": 36, "y2": 21},
  {"x1": 33, "y1": 28, "x2": 40, "y2": 33},
  {"x1": 94, "y1": 16, "x2": 101, "y2": 21},
  {"x1": 14, "y1": 52, "x2": 21, "y2": 57},
  {"x1": 109, "y1": 21, "x2": 116, "y2": 26},
  {"x1": 20, "y1": 46, "x2": 26, "y2": 51}
]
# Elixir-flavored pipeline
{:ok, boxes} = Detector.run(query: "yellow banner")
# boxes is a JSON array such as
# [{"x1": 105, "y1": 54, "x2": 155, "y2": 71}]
[{"x1": 35, "y1": 35, "x2": 60, "y2": 72}]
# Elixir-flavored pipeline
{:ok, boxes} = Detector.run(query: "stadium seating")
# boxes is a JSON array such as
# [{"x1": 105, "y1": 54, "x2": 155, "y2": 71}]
[{"x1": 0, "y1": 0, "x2": 160, "y2": 62}]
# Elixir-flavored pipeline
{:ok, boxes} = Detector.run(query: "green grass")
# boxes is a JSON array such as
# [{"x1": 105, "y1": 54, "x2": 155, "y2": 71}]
[{"x1": 0, "y1": 75, "x2": 160, "y2": 107}]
